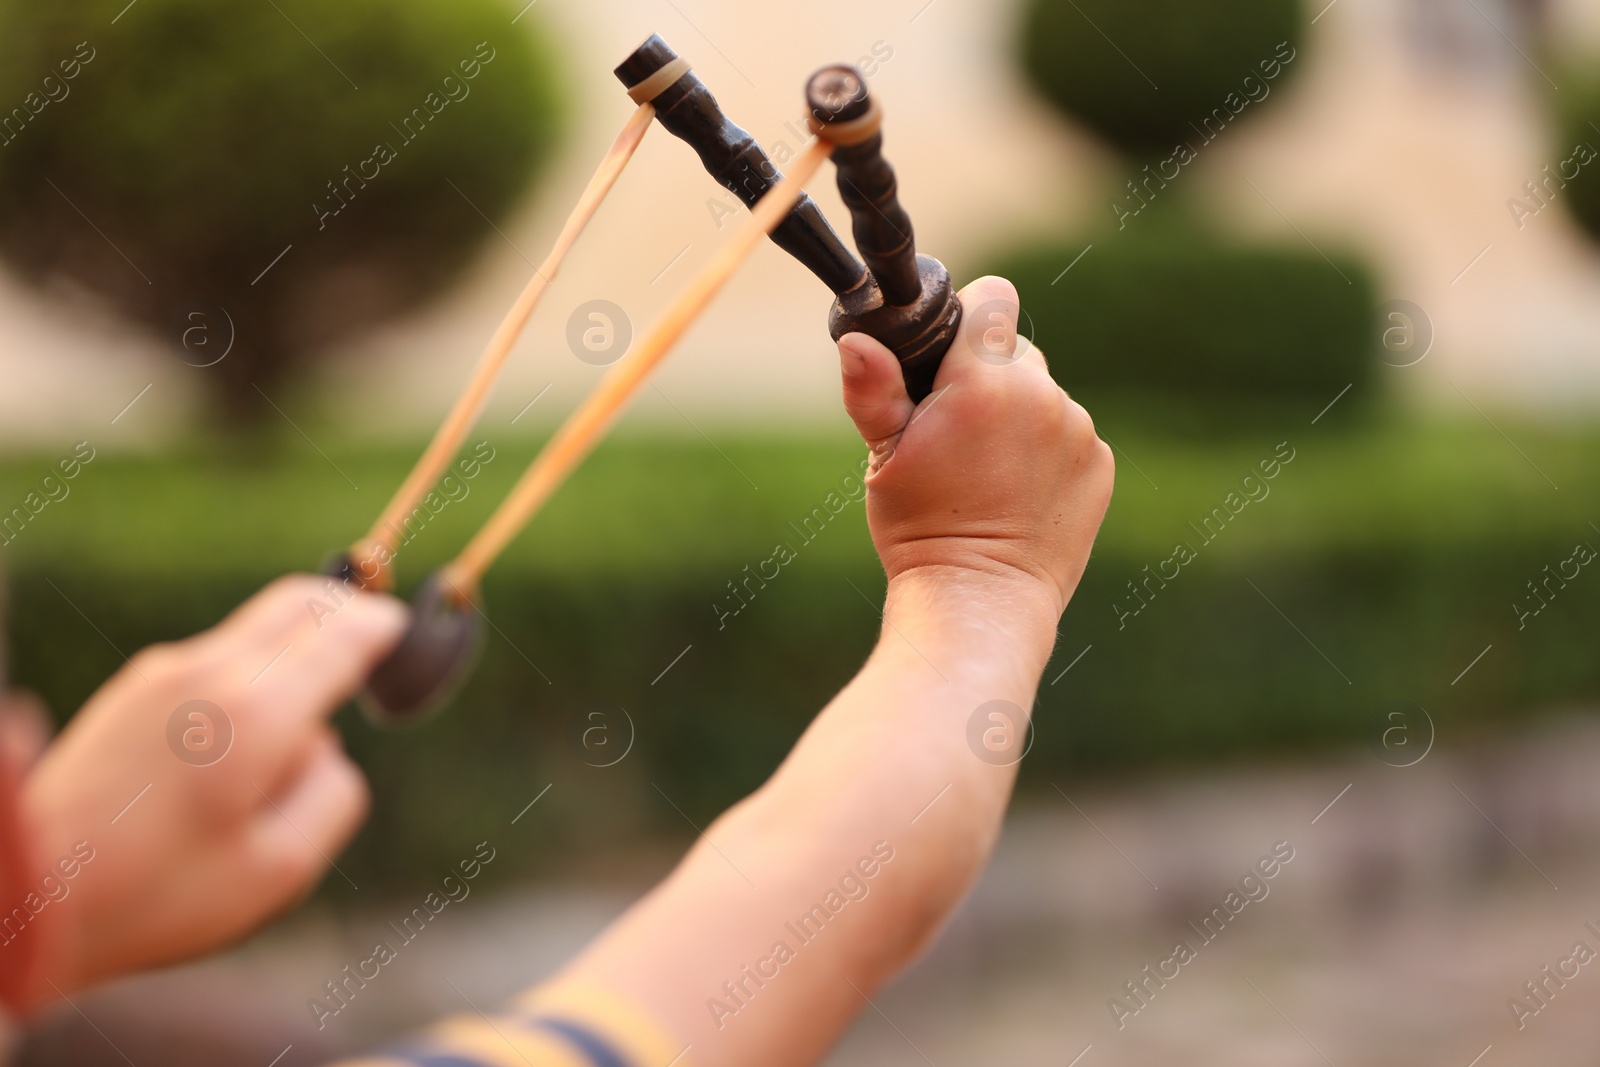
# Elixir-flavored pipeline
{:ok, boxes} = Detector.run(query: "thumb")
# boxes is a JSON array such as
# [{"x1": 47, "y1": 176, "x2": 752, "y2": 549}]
[
  {"x1": 838, "y1": 332, "x2": 914, "y2": 450},
  {"x1": 939, "y1": 275, "x2": 1024, "y2": 377}
]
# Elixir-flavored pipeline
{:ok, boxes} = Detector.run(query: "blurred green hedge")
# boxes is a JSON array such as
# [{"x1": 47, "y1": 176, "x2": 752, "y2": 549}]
[
  {"x1": 1018, "y1": 0, "x2": 1304, "y2": 155},
  {"x1": 989, "y1": 222, "x2": 1377, "y2": 410},
  {"x1": 4, "y1": 425, "x2": 1597, "y2": 893}
]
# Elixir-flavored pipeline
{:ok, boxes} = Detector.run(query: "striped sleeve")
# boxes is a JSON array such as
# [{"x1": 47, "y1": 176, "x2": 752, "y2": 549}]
[{"x1": 323, "y1": 982, "x2": 688, "y2": 1067}]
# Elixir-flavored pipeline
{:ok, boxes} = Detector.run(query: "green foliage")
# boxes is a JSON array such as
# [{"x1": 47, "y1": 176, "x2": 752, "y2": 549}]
[
  {"x1": 1018, "y1": 0, "x2": 1304, "y2": 155},
  {"x1": 3, "y1": 426, "x2": 1597, "y2": 892},
  {"x1": 1554, "y1": 73, "x2": 1600, "y2": 239},
  {"x1": 0, "y1": 0, "x2": 561, "y2": 412},
  {"x1": 987, "y1": 220, "x2": 1377, "y2": 411},
  {"x1": 1009, "y1": 0, "x2": 1369, "y2": 414}
]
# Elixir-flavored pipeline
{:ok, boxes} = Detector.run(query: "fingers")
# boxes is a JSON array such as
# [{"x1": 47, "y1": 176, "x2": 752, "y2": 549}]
[
  {"x1": 938, "y1": 275, "x2": 1051, "y2": 383},
  {"x1": 208, "y1": 574, "x2": 333, "y2": 654},
  {"x1": 245, "y1": 729, "x2": 369, "y2": 896},
  {"x1": 839, "y1": 332, "x2": 915, "y2": 451},
  {"x1": 249, "y1": 588, "x2": 407, "y2": 732},
  {"x1": 841, "y1": 275, "x2": 1052, "y2": 451},
  {"x1": 161, "y1": 575, "x2": 402, "y2": 734}
]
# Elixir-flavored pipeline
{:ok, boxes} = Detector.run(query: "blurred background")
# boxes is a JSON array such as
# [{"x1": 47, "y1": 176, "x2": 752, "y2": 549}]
[{"x1": 2, "y1": 0, "x2": 1600, "y2": 1062}]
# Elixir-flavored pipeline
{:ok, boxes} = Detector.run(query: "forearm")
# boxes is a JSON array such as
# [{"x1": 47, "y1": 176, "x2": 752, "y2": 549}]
[
  {"x1": 751, "y1": 565, "x2": 1059, "y2": 949},
  {"x1": 319, "y1": 277, "x2": 1110, "y2": 1067},
  {"x1": 553, "y1": 569, "x2": 1059, "y2": 1066}
]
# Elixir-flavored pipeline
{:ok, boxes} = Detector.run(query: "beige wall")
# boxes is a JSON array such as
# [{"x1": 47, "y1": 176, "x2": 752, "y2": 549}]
[
  {"x1": 1210, "y1": 0, "x2": 1600, "y2": 413},
  {"x1": 324, "y1": 0, "x2": 1106, "y2": 440},
  {"x1": 4, "y1": 0, "x2": 1600, "y2": 445},
  {"x1": 0, "y1": 0, "x2": 1098, "y2": 444}
]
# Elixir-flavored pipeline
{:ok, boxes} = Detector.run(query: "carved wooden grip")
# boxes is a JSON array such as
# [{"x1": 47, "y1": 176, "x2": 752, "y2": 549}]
[{"x1": 616, "y1": 35, "x2": 866, "y2": 296}]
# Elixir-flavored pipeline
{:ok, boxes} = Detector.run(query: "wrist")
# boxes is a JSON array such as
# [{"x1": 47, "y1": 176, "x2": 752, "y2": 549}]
[{"x1": 880, "y1": 564, "x2": 1060, "y2": 683}]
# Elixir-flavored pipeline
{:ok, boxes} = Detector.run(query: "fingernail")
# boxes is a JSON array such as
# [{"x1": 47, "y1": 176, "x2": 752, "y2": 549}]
[{"x1": 839, "y1": 334, "x2": 872, "y2": 378}]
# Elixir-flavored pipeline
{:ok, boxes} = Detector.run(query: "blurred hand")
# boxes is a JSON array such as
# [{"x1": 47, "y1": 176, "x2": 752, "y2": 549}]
[
  {"x1": 837, "y1": 275, "x2": 1114, "y2": 617},
  {"x1": 0, "y1": 690, "x2": 52, "y2": 774},
  {"x1": 15, "y1": 575, "x2": 404, "y2": 1010}
]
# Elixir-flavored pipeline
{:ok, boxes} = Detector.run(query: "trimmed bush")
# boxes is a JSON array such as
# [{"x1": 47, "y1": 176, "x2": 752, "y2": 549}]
[
  {"x1": 3, "y1": 429, "x2": 1597, "y2": 893},
  {"x1": 1553, "y1": 74, "x2": 1600, "y2": 239},
  {"x1": 988, "y1": 219, "x2": 1376, "y2": 409},
  {"x1": 0, "y1": 0, "x2": 561, "y2": 416},
  {"x1": 1018, "y1": 0, "x2": 1304, "y2": 155}
]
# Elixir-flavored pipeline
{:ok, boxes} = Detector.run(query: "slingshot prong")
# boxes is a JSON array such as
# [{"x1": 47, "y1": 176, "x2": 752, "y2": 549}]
[
  {"x1": 616, "y1": 35, "x2": 866, "y2": 297},
  {"x1": 807, "y1": 64, "x2": 963, "y2": 403}
]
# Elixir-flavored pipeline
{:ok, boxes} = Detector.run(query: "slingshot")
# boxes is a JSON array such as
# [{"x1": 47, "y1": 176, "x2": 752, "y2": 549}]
[{"x1": 334, "y1": 35, "x2": 966, "y2": 723}]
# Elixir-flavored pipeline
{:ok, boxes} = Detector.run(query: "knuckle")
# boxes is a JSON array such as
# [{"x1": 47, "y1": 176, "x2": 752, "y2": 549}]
[
  {"x1": 128, "y1": 641, "x2": 187, "y2": 683},
  {"x1": 1060, "y1": 396, "x2": 1098, "y2": 446},
  {"x1": 1091, "y1": 437, "x2": 1116, "y2": 480},
  {"x1": 157, "y1": 642, "x2": 247, "y2": 700}
]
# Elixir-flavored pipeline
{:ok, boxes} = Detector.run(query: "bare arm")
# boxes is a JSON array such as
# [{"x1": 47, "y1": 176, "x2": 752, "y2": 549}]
[{"x1": 543, "y1": 275, "x2": 1115, "y2": 1066}]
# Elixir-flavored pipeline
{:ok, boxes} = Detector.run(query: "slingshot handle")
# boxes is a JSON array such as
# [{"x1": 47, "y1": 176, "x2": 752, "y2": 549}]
[
  {"x1": 807, "y1": 65, "x2": 962, "y2": 402},
  {"x1": 616, "y1": 35, "x2": 867, "y2": 296}
]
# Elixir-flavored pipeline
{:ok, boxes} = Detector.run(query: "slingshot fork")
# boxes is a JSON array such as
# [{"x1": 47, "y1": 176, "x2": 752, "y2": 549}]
[
  {"x1": 357, "y1": 137, "x2": 834, "y2": 722},
  {"x1": 345, "y1": 38, "x2": 961, "y2": 724},
  {"x1": 328, "y1": 102, "x2": 657, "y2": 594}
]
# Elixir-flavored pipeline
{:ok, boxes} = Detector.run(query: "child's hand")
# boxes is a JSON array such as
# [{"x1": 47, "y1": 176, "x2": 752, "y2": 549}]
[
  {"x1": 15, "y1": 575, "x2": 404, "y2": 1009},
  {"x1": 837, "y1": 275, "x2": 1114, "y2": 617},
  {"x1": 0, "y1": 690, "x2": 51, "y2": 774}
]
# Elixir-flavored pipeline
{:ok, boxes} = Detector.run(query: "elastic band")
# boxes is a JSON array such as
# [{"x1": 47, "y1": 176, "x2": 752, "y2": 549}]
[
  {"x1": 808, "y1": 97, "x2": 883, "y2": 146},
  {"x1": 627, "y1": 57, "x2": 692, "y2": 105}
]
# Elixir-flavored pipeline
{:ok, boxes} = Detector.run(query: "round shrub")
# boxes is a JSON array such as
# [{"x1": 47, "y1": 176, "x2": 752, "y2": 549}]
[
  {"x1": 0, "y1": 0, "x2": 561, "y2": 416},
  {"x1": 1554, "y1": 74, "x2": 1600, "y2": 240},
  {"x1": 1018, "y1": 0, "x2": 1304, "y2": 155},
  {"x1": 988, "y1": 218, "x2": 1375, "y2": 409}
]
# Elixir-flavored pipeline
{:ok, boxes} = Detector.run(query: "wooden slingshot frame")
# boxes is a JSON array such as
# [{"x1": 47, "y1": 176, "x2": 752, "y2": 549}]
[{"x1": 332, "y1": 34, "x2": 965, "y2": 724}]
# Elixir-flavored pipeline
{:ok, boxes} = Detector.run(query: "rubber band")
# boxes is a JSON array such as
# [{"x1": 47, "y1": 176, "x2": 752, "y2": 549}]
[{"x1": 626, "y1": 57, "x2": 691, "y2": 105}]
